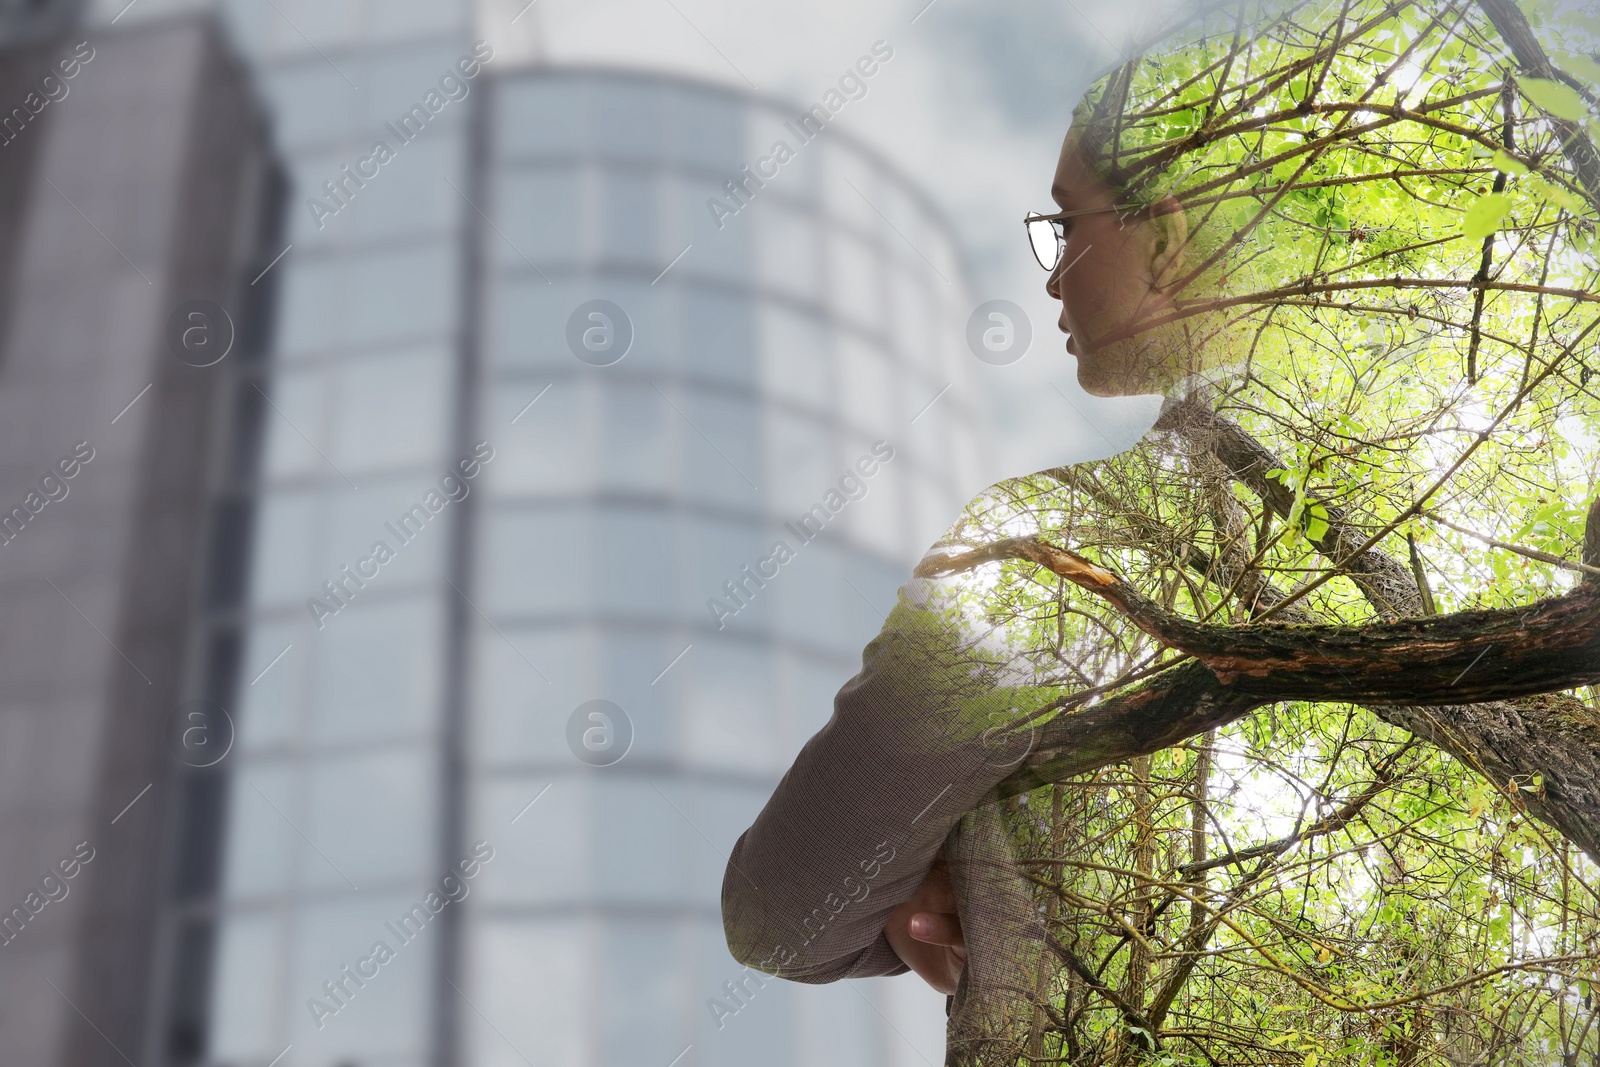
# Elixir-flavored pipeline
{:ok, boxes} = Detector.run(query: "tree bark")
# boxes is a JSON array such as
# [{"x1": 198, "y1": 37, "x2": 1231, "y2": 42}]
[
  {"x1": 928, "y1": 409, "x2": 1600, "y2": 858},
  {"x1": 917, "y1": 537, "x2": 1600, "y2": 706}
]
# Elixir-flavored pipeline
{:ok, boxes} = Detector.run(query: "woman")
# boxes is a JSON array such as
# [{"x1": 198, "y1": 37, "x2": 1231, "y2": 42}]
[{"x1": 725, "y1": 0, "x2": 1600, "y2": 1062}]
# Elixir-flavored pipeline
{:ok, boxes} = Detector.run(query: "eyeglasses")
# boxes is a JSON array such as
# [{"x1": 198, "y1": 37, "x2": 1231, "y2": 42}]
[{"x1": 1023, "y1": 205, "x2": 1143, "y2": 272}]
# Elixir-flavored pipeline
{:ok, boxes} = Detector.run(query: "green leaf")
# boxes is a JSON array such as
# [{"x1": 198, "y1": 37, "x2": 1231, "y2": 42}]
[
  {"x1": 1523, "y1": 173, "x2": 1590, "y2": 214},
  {"x1": 1521, "y1": 77, "x2": 1589, "y2": 122},
  {"x1": 1559, "y1": 53, "x2": 1600, "y2": 89},
  {"x1": 1305, "y1": 504, "x2": 1330, "y2": 543},
  {"x1": 1462, "y1": 192, "x2": 1512, "y2": 242},
  {"x1": 1490, "y1": 149, "x2": 1528, "y2": 175}
]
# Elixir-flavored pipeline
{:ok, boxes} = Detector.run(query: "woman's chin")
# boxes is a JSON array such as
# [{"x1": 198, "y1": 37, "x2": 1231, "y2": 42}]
[{"x1": 1074, "y1": 355, "x2": 1130, "y2": 398}]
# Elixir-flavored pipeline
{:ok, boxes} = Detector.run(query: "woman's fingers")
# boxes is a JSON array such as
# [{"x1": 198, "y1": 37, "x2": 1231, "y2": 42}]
[{"x1": 908, "y1": 910, "x2": 964, "y2": 947}]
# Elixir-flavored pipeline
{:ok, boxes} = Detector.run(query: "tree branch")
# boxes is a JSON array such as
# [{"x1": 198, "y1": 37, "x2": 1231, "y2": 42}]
[
  {"x1": 1586, "y1": 497, "x2": 1600, "y2": 586},
  {"x1": 918, "y1": 535, "x2": 1600, "y2": 705},
  {"x1": 1475, "y1": 0, "x2": 1600, "y2": 212},
  {"x1": 1154, "y1": 398, "x2": 1424, "y2": 619}
]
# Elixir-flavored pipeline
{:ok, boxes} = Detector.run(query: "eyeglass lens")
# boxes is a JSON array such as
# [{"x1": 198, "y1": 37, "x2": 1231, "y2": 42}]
[{"x1": 1027, "y1": 217, "x2": 1063, "y2": 272}]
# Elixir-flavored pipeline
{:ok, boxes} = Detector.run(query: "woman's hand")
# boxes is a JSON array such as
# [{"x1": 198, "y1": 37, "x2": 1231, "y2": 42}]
[{"x1": 883, "y1": 854, "x2": 966, "y2": 994}]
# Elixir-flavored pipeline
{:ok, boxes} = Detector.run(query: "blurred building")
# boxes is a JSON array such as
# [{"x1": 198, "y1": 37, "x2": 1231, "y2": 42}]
[
  {"x1": 0, "y1": 4, "x2": 985, "y2": 1066},
  {"x1": 0, "y1": 12, "x2": 278, "y2": 1067}
]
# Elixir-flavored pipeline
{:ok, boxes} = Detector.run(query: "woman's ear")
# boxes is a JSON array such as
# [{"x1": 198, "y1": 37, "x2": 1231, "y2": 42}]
[{"x1": 1147, "y1": 195, "x2": 1189, "y2": 289}]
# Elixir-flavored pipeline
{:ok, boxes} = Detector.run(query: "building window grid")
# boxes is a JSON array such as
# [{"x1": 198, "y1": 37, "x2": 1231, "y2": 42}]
[
  {"x1": 476, "y1": 178, "x2": 967, "y2": 441},
  {"x1": 189, "y1": 66, "x2": 973, "y2": 1067}
]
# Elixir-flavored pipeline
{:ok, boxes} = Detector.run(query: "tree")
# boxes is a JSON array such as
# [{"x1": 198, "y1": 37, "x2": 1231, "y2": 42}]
[{"x1": 919, "y1": 0, "x2": 1600, "y2": 1060}]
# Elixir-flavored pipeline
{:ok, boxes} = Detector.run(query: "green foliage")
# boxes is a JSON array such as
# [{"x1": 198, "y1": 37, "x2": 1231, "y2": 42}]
[
  {"x1": 1462, "y1": 191, "x2": 1513, "y2": 241},
  {"x1": 939, "y1": 0, "x2": 1600, "y2": 1062},
  {"x1": 1519, "y1": 76, "x2": 1589, "y2": 121}
]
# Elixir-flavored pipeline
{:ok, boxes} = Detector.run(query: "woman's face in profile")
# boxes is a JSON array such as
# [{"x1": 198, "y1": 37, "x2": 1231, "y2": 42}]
[{"x1": 1045, "y1": 133, "x2": 1190, "y2": 398}]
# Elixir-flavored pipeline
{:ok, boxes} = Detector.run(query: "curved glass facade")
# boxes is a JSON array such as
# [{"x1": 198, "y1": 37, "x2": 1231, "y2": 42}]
[
  {"x1": 457, "y1": 67, "x2": 985, "y2": 1067},
  {"x1": 167, "y1": 36, "x2": 985, "y2": 1065}
]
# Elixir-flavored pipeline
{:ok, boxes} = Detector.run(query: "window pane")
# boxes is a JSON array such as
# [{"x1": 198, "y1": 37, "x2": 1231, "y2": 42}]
[
  {"x1": 277, "y1": 244, "x2": 455, "y2": 354},
  {"x1": 593, "y1": 778, "x2": 690, "y2": 906},
  {"x1": 676, "y1": 387, "x2": 761, "y2": 512},
  {"x1": 259, "y1": 0, "x2": 358, "y2": 54},
  {"x1": 356, "y1": 43, "x2": 472, "y2": 131},
  {"x1": 829, "y1": 229, "x2": 882, "y2": 336},
  {"x1": 476, "y1": 776, "x2": 589, "y2": 905},
  {"x1": 595, "y1": 627, "x2": 677, "y2": 762},
  {"x1": 321, "y1": 473, "x2": 447, "y2": 592},
  {"x1": 208, "y1": 910, "x2": 288, "y2": 1061},
  {"x1": 497, "y1": 167, "x2": 583, "y2": 266},
  {"x1": 308, "y1": 596, "x2": 440, "y2": 745},
  {"x1": 776, "y1": 651, "x2": 851, "y2": 762},
  {"x1": 683, "y1": 781, "x2": 769, "y2": 903},
  {"x1": 832, "y1": 437, "x2": 905, "y2": 567},
  {"x1": 888, "y1": 267, "x2": 936, "y2": 373},
  {"x1": 759, "y1": 302, "x2": 831, "y2": 413},
  {"x1": 360, "y1": 0, "x2": 464, "y2": 42},
  {"x1": 673, "y1": 86, "x2": 744, "y2": 172},
  {"x1": 597, "y1": 379, "x2": 674, "y2": 494},
  {"x1": 467, "y1": 919, "x2": 588, "y2": 1067},
  {"x1": 835, "y1": 333, "x2": 896, "y2": 439},
  {"x1": 599, "y1": 920, "x2": 688, "y2": 1067},
  {"x1": 669, "y1": 170, "x2": 751, "y2": 283},
  {"x1": 674, "y1": 639, "x2": 776, "y2": 772},
  {"x1": 261, "y1": 66, "x2": 358, "y2": 150},
  {"x1": 756, "y1": 200, "x2": 820, "y2": 304},
  {"x1": 820, "y1": 141, "x2": 878, "y2": 233},
  {"x1": 683, "y1": 284, "x2": 756, "y2": 386},
  {"x1": 771, "y1": 540, "x2": 849, "y2": 656},
  {"x1": 342, "y1": 132, "x2": 464, "y2": 243},
  {"x1": 693, "y1": 918, "x2": 795, "y2": 1067},
  {"x1": 286, "y1": 893, "x2": 434, "y2": 1057},
  {"x1": 600, "y1": 166, "x2": 660, "y2": 267},
  {"x1": 303, "y1": 747, "x2": 437, "y2": 890},
  {"x1": 260, "y1": 365, "x2": 331, "y2": 482},
  {"x1": 595, "y1": 78, "x2": 663, "y2": 160},
  {"x1": 481, "y1": 506, "x2": 589, "y2": 616},
  {"x1": 497, "y1": 78, "x2": 587, "y2": 156},
  {"x1": 249, "y1": 488, "x2": 322, "y2": 608},
  {"x1": 487, "y1": 376, "x2": 592, "y2": 496},
  {"x1": 484, "y1": 277, "x2": 587, "y2": 370},
  {"x1": 221, "y1": 762, "x2": 298, "y2": 899},
  {"x1": 237, "y1": 619, "x2": 305, "y2": 751},
  {"x1": 471, "y1": 624, "x2": 588, "y2": 766},
  {"x1": 764, "y1": 410, "x2": 836, "y2": 522},
  {"x1": 593, "y1": 503, "x2": 676, "y2": 615},
  {"x1": 329, "y1": 348, "x2": 451, "y2": 474},
  {"x1": 795, "y1": 977, "x2": 881, "y2": 1067},
  {"x1": 683, "y1": 513, "x2": 770, "y2": 634}
]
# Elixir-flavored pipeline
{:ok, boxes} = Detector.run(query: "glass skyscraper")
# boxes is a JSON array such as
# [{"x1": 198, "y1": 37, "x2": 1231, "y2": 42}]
[
  {"x1": 451, "y1": 66, "x2": 985, "y2": 1067},
  {"x1": 13, "y1": 4, "x2": 989, "y2": 1064}
]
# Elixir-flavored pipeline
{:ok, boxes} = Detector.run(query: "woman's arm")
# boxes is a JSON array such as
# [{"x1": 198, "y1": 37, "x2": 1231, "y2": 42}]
[{"x1": 720, "y1": 573, "x2": 1044, "y2": 984}]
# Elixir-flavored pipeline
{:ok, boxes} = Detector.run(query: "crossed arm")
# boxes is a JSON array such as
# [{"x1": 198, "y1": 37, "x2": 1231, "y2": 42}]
[{"x1": 720, "y1": 574, "x2": 1040, "y2": 997}]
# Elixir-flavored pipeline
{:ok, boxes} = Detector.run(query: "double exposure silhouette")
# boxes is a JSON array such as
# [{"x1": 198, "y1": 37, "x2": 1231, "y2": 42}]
[{"x1": 725, "y1": 0, "x2": 1600, "y2": 1062}]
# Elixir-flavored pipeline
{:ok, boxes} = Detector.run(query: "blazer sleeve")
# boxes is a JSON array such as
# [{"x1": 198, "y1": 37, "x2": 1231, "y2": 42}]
[{"x1": 720, "y1": 571, "x2": 1051, "y2": 984}]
